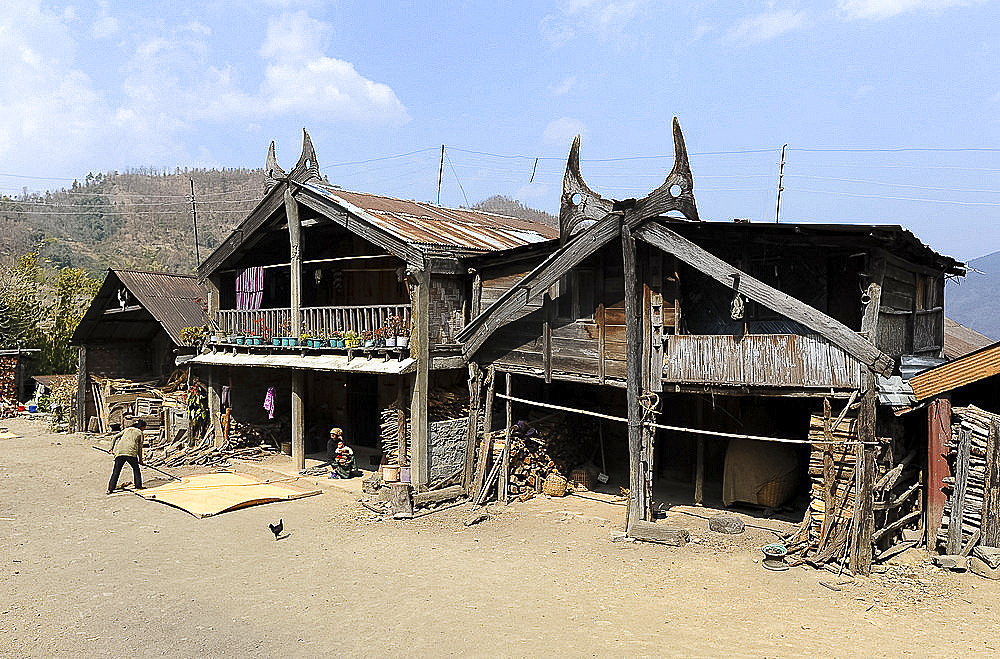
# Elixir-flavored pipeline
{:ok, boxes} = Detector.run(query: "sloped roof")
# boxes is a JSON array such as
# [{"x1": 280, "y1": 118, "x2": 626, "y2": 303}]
[
  {"x1": 944, "y1": 317, "x2": 995, "y2": 360},
  {"x1": 910, "y1": 340, "x2": 1000, "y2": 401},
  {"x1": 304, "y1": 184, "x2": 558, "y2": 252},
  {"x1": 72, "y1": 269, "x2": 209, "y2": 346}
]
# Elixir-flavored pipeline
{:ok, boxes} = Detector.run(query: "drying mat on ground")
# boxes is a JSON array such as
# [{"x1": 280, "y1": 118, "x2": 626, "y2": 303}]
[{"x1": 136, "y1": 471, "x2": 321, "y2": 518}]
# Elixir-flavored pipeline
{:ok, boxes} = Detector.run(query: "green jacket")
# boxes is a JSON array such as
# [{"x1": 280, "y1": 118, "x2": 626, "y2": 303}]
[{"x1": 110, "y1": 426, "x2": 144, "y2": 461}]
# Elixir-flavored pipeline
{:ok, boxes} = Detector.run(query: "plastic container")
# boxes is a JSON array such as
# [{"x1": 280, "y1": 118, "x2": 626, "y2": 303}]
[
  {"x1": 27, "y1": 404, "x2": 37, "y2": 413},
  {"x1": 382, "y1": 464, "x2": 400, "y2": 482}
]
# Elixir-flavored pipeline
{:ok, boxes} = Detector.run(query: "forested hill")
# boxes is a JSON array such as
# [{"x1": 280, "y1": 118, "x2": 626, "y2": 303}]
[
  {"x1": 0, "y1": 171, "x2": 556, "y2": 276},
  {"x1": 0, "y1": 168, "x2": 263, "y2": 276}
]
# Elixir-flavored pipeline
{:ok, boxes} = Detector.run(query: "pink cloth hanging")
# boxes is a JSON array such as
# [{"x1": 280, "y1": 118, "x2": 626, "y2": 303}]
[
  {"x1": 236, "y1": 266, "x2": 264, "y2": 310},
  {"x1": 263, "y1": 386, "x2": 275, "y2": 419}
]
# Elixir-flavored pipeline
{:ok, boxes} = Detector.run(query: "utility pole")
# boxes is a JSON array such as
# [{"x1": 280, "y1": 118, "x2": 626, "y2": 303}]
[
  {"x1": 436, "y1": 145, "x2": 445, "y2": 204},
  {"x1": 190, "y1": 178, "x2": 201, "y2": 267},
  {"x1": 775, "y1": 144, "x2": 787, "y2": 224}
]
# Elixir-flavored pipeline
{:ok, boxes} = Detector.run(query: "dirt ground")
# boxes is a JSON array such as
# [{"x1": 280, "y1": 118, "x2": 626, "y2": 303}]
[{"x1": 3, "y1": 415, "x2": 999, "y2": 658}]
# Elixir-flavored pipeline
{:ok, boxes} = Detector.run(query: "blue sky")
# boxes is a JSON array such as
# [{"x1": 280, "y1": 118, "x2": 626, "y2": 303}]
[{"x1": 2, "y1": 1, "x2": 1000, "y2": 262}]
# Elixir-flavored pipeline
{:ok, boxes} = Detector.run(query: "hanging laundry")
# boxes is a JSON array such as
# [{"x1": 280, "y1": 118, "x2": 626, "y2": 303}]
[
  {"x1": 236, "y1": 266, "x2": 264, "y2": 310},
  {"x1": 263, "y1": 386, "x2": 276, "y2": 419},
  {"x1": 221, "y1": 385, "x2": 231, "y2": 408}
]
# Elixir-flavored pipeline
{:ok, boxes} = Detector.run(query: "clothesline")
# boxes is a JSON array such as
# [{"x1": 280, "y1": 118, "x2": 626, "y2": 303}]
[{"x1": 495, "y1": 392, "x2": 872, "y2": 446}]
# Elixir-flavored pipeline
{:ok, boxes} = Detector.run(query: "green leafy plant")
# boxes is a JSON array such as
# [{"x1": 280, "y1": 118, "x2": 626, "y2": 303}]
[
  {"x1": 185, "y1": 382, "x2": 208, "y2": 431},
  {"x1": 179, "y1": 325, "x2": 205, "y2": 346}
]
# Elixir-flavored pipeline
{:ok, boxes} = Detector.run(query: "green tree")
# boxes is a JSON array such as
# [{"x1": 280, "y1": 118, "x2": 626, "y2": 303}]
[
  {"x1": 37, "y1": 267, "x2": 100, "y2": 374},
  {"x1": 0, "y1": 251, "x2": 45, "y2": 349}
]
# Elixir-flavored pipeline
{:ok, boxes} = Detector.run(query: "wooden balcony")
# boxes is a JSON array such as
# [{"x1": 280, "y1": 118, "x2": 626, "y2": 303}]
[
  {"x1": 661, "y1": 333, "x2": 864, "y2": 390},
  {"x1": 215, "y1": 304, "x2": 411, "y2": 340}
]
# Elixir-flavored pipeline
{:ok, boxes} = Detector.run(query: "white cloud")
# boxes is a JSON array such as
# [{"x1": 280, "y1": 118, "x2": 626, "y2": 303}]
[
  {"x1": 724, "y1": 10, "x2": 809, "y2": 47},
  {"x1": 544, "y1": 117, "x2": 587, "y2": 145},
  {"x1": 837, "y1": 0, "x2": 978, "y2": 21},
  {"x1": 258, "y1": 12, "x2": 409, "y2": 124},
  {"x1": 549, "y1": 76, "x2": 577, "y2": 96},
  {"x1": 540, "y1": 0, "x2": 647, "y2": 47}
]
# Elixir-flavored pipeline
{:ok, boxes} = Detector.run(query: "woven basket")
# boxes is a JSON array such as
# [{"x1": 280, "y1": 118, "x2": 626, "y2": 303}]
[
  {"x1": 756, "y1": 474, "x2": 798, "y2": 508},
  {"x1": 569, "y1": 467, "x2": 595, "y2": 491},
  {"x1": 543, "y1": 473, "x2": 568, "y2": 497}
]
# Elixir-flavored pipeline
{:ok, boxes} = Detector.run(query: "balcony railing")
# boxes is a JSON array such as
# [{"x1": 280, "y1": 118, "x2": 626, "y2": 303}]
[{"x1": 216, "y1": 304, "x2": 411, "y2": 339}]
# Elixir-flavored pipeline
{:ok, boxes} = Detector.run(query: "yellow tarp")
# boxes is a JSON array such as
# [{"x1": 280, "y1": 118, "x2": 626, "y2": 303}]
[{"x1": 136, "y1": 471, "x2": 321, "y2": 518}]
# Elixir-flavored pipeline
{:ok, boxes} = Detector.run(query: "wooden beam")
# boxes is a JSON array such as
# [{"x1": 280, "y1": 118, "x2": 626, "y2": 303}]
[
  {"x1": 627, "y1": 520, "x2": 690, "y2": 546},
  {"x1": 459, "y1": 212, "x2": 620, "y2": 358},
  {"x1": 285, "y1": 186, "x2": 302, "y2": 340},
  {"x1": 633, "y1": 221, "x2": 894, "y2": 376},
  {"x1": 850, "y1": 376, "x2": 876, "y2": 575},
  {"x1": 462, "y1": 363, "x2": 482, "y2": 491},
  {"x1": 543, "y1": 292, "x2": 552, "y2": 384},
  {"x1": 502, "y1": 372, "x2": 513, "y2": 502},
  {"x1": 623, "y1": 220, "x2": 646, "y2": 529}
]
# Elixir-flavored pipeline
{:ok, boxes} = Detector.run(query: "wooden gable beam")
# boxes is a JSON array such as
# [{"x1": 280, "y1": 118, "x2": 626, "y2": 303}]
[
  {"x1": 197, "y1": 187, "x2": 286, "y2": 280},
  {"x1": 458, "y1": 212, "x2": 621, "y2": 358},
  {"x1": 633, "y1": 220, "x2": 895, "y2": 376},
  {"x1": 294, "y1": 185, "x2": 425, "y2": 269}
]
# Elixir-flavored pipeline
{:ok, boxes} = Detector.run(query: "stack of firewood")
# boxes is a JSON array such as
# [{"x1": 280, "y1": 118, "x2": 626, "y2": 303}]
[
  {"x1": 504, "y1": 413, "x2": 599, "y2": 497},
  {"x1": 379, "y1": 405, "x2": 409, "y2": 465},
  {"x1": 428, "y1": 388, "x2": 468, "y2": 421},
  {"x1": 938, "y1": 405, "x2": 998, "y2": 550}
]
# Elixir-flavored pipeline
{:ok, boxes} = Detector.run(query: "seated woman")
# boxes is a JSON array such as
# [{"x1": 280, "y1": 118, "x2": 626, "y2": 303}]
[{"x1": 329, "y1": 428, "x2": 356, "y2": 479}]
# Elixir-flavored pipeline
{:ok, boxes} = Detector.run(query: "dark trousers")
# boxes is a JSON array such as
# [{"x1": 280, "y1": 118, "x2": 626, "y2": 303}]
[{"x1": 108, "y1": 455, "x2": 142, "y2": 491}]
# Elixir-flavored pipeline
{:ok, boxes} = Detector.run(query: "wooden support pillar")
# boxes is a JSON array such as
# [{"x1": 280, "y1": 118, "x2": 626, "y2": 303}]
[
  {"x1": 694, "y1": 396, "x2": 704, "y2": 506},
  {"x1": 501, "y1": 372, "x2": 513, "y2": 502},
  {"x1": 472, "y1": 366, "x2": 496, "y2": 501},
  {"x1": 982, "y1": 417, "x2": 1000, "y2": 547},
  {"x1": 291, "y1": 370, "x2": 305, "y2": 471},
  {"x1": 284, "y1": 185, "x2": 302, "y2": 337},
  {"x1": 396, "y1": 376, "x2": 408, "y2": 468},
  {"x1": 927, "y1": 397, "x2": 951, "y2": 546},
  {"x1": 76, "y1": 346, "x2": 88, "y2": 433},
  {"x1": 207, "y1": 367, "x2": 223, "y2": 448},
  {"x1": 462, "y1": 363, "x2": 483, "y2": 491},
  {"x1": 389, "y1": 482, "x2": 413, "y2": 519},
  {"x1": 850, "y1": 376, "x2": 877, "y2": 575},
  {"x1": 410, "y1": 267, "x2": 431, "y2": 489},
  {"x1": 542, "y1": 292, "x2": 553, "y2": 384},
  {"x1": 622, "y1": 220, "x2": 646, "y2": 528},
  {"x1": 820, "y1": 397, "x2": 835, "y2": 545}
]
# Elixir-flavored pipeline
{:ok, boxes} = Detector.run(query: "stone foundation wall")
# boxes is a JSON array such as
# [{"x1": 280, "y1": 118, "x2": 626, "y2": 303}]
[{"x1": 429, "y1": 417, "x2": 468, "y2": 482}]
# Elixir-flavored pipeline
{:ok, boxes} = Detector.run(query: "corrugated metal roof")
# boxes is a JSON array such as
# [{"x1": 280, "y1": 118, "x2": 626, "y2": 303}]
[
  {"x1": 114, "y1": 270, "x2": 210, "y2": 345},
  {"x1": 910, "y1": 341, "x2": 1000, "y2": 401},
  {"x1": 303, "y1": 183, "x2": 558, "y2": 252},
  {"x1": 72, "y1": 270, "x2": 209, "y2": 346}
]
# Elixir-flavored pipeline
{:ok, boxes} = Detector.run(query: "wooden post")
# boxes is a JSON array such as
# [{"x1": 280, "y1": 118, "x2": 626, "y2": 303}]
[
  {"x1": 622, "y1": 220, "x2": 646, "y2": 528},
  {"x1": 291, "y1": 370, "x2": 305, "y2": 471},
  {"x1": 462, "y1": 363, "x2": 482, "y2": 490},
  {"x1": 472, "y1": 367, "x2": 496, "y2": 501},
  {"x1": 284, "y1": 186, "x2": 302, "y2": 338},
  {"x1": 75, "y1": 346, "x2": 88, "y2": 433},
  {"x1": 410, "y1": 268, "x2": 431, "y2": 489},
  {"x1": 502, "y1": 372, "x2": 513, "y2": 502},
  {"x1": 982, "y1": 417, "x2": 1000, "y2": 547},
  {"x1": 207, "y1": 368, "x2": 223, "y2": 448},
  {"x1": 850, "y1": 376, "x2": 877, "y2": 575},
  {"x1": 927, "y1": 397, "x2": 951, "y2": 546},
  {"x1": 543, "y1": 292, "x2": 553, "y2": 384},
  {"x1": 396, "y1": 376, "x2": 407, "y2": 467},
  {"x1": 388, "y1": 482, "x2": 413, "y2": 519},
  {"x1": 947, "y1": 427, "x2": 971, "y2": 554}
]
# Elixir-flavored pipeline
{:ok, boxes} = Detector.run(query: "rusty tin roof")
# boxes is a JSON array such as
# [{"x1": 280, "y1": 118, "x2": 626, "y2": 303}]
[{"x1": 303, "y1": 183, "x2": 558, "y2": 252}]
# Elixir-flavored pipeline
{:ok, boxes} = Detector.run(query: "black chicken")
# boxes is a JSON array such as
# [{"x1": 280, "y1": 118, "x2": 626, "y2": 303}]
[{"x1": 268, "y1": 519, "x2": 283, "y2": 540}]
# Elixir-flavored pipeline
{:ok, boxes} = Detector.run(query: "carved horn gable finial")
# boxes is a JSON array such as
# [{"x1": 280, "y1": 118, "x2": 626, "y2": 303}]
[
  {"x1": 558, "y1": 117, "x2": 700, "y2": 241},
  {"x1": 262, "y1": 128, "x2": 326, "y2": 195},
  {"x1": 559, "y1": 135, "x2": 613, "y2": 242}
]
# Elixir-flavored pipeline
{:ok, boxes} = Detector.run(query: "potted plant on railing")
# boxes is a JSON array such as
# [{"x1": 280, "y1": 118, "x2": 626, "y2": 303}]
[
  {"x1": 299, "y1": 328, "x2": 315, "y2": 347},
  {"x1": 361, "y1": 329, "x2": 375, "y2": 348},
  {"x1": 253, "y1": 317, "x2": 272, "y2": 345},
  {"x1": 344, "y1": 330, "x2": 360, "y2": 349},
  {"x1": 330, "y1": 330, "x2": 345, "y2": 348},
  {"x1": 383, "y1": 316, "x2": 399, "y2": 348},
  {"x1": 274, "y1": 318, "x2": 294, "y2": 346},
  {"x1": 396, "y1": 319, "x2": 411, "y2": 348}
]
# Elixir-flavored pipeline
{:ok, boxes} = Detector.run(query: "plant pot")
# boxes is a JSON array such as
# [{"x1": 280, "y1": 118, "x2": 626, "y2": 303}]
[
  {"x1": 251, "y1": 337, "x2": 261, "y2": 345},
  {"x1": 282, "y1": 337, "x2": 295, "y2": 346},
  {"x1": 396, "y1": 336, "x2": 410, "y2": 348},
  {"x1": 364, "y1": 340, "x2": 375, "y2": 348},
  {"x1": 346, "y1": 339, "x2": 360, "y2": 349},
  {"x1": 235, "y1": 336, "x2": 246, "y2": 345},
  {"x1": 210, "y1": 335, "x2": 220, "y2": 343},
  {"x1": 272, "y1": 337, "x2": 282, "y2": 346},
  {"x1": 384, "y1": 337, "x2": 397, "y2": 348}
]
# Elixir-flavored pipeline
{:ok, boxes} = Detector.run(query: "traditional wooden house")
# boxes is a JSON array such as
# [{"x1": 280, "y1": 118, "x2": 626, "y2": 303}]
[
  {"x1": 72, "y1": 269, "x2": 209, "y2": 431},
  {"x1": 189, "y1": 131, "x2": 557, "y2": 484},
  {"x1": 457, "y1": 119, "x2": 964, "y2": 573}
]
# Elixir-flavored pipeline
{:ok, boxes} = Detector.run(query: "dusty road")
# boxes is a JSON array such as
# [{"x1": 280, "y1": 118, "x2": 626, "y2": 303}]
[{"x1": 3, "y1": 416, "x2": 999, "y2": 657}]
